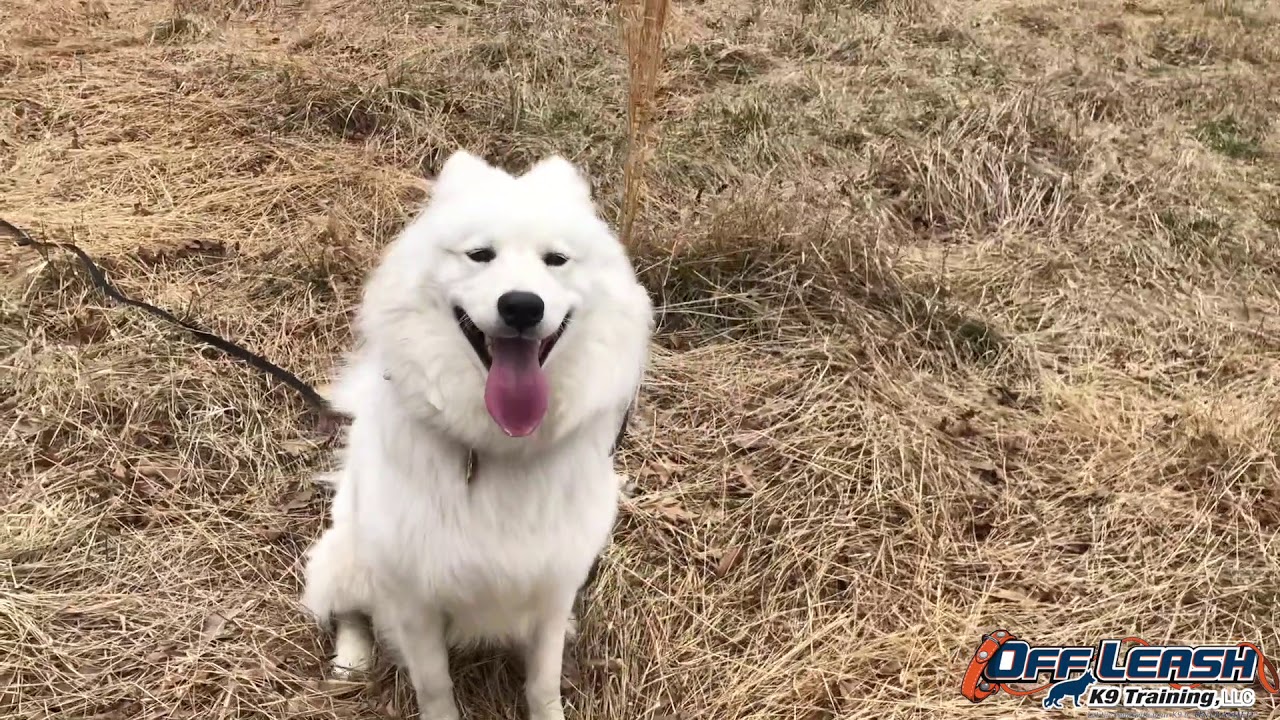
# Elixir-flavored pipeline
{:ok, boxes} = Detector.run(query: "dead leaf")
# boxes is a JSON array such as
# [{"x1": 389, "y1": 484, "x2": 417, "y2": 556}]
[
  {"x1": 200, "y1": 605, "x2": 246, "y2": 643},
  {"x1": 280, "y1": 486, "x2": 315, "y2": 512},
  {"x1": 715, "y1": 546, "x2": 743, "y2": 577},
  {"x1": 145, "y1": 640, "x2": 180, "y2": 663},
  {"x1": 989, "y1": 588, "x2": 1036, "y2": 605},
  {"x1": 286, "y1": 696, "x2": 332, "y2": 714},
  {"x1": 84, "y1": 699, "x2": 140, "y2": 720},
  {"x1": 640, "y1": 458, "x2": 684, "y2": 484},
  {"x1": 183, "y1": 238, "x2": 223, "y2": 254},
  {"x1": 940, "y1": 416, "x2": 974, "y2": 437},
  {"x1": 653, "y1": 497, "x2": 696, "y2": 522},
  {"x1": 132, "y1": 473, "x2": 167, "y2": 499},
  {"x1": 732, "y1": 461, "x2": 759, "y2": 492},
  {"x1": 731, "y1": 429, "x2": 768, "y2": 449},
  {"x1": 58, "y1": 599, "x2": 123, "y2": 616},
  {"x1": 586, "y1": 658, "x2": 626, "y2": 673},
  {"x1": 11, "y1": 420, "x2": 40, "y2": 437},
  {"x1": 972, "y1": 461, "x2": 1002, "y2": 485},
  {"x1": 257, "y1": 526, "x2": 287, "y2": 542},
  {"x1": 325, "y1": 207, "x2": 347, "y2": 244},
  {"x1": 137, "y1": 465, "x2": 180, "y2": 484},
  {"x1": 280, "y1": 438, "x2": 317, "y2": 458},
  {"x1": 990, "y1": 385, "x2": 1020, "y2": 407}
]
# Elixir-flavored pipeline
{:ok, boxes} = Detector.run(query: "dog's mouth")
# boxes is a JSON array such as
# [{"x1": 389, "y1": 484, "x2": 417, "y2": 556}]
[
  {"x1": 453, "y1": 307, "x2": 571, "y2": 438},
  {"x1": 452, "y1": 308, "x2": 570, "y2": 369}
]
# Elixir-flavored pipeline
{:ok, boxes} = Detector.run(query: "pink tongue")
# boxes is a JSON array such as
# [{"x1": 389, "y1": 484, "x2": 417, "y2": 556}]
[{"x1": 484, "y1": 337, "x2": 549, "y2": 437}]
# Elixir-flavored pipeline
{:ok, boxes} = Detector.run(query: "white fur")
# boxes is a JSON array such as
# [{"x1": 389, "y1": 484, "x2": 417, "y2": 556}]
[{"x1": 300, "y1": 151, "x2": 653, "y2": 720}]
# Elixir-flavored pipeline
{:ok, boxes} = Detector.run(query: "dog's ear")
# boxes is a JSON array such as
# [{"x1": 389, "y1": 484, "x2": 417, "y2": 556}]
[
  {"x1": 520, "y1": 155, "x2": 592, "y2": 204},
  {"x1": 433, "y1": 150, "x2": 503, "y2": 200}
]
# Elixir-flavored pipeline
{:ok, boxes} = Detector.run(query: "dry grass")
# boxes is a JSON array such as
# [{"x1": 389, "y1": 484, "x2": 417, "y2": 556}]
[{"x1": 3, "y1": 0, "x2": 1280, "y2": 719}]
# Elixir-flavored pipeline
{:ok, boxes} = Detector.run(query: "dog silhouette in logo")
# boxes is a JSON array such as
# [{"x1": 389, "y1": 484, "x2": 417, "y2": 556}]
[{"x1": 1042, "y1": 670, "x2": 1097, "y2": 710}]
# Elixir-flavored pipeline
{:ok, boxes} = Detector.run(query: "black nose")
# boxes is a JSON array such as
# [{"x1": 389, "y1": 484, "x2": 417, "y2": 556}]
[{"x1": 497, "y1": 291, "x2": 544, "y2": 332}]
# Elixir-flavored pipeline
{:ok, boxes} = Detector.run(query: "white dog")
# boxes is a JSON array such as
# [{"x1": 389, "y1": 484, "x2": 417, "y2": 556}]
[{"x1": 299, "y1": 150, "x2": 653, "y2": 720}]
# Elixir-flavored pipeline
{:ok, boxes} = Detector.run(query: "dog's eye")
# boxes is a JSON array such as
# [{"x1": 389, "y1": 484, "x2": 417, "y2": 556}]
[
  {"x1": 466, "y1": 248, "x2": 496, "y2": 263},
  {"x1": 543, "y1": 252, "x2": 569, "y2": 267}
]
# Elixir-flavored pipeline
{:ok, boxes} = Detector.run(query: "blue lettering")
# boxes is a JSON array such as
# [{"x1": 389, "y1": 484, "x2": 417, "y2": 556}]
[
  {"x1": 1157, "y1": 648, "x2": 1194, "y2": 682},
  {"x1": 1057, "y1": 647, "x2": 1093, "y2": 681},
  {"x1": 1190, "y1": 647, "x2": 1224, "y2": 681},
  {"x1": 1028, "y1": 648, "x2": 1062, "y2": 680},
  {"x1": 983, "y1": 639, "x2": 1264, "y2": 686},
  {"x1": 984, "y1": 640, "x2": 1030, "y2": 682},
  {"x1": 1218, "y1": 646, "x2": 1257, "y2": 682},
  {"x1": 1127, "y1": 647, "x2": 1162, "y2": 681},
  {"x1": 1096, "y1": 640, "x2": 1127, "y2": 683}
]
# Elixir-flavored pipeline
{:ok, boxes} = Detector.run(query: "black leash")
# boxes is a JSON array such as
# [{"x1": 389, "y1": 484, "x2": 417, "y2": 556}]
[
  {"x1": 4, "y1": 218, "x2": 631, "y2": 470},
  {"x1": 2, "y1": 218, "x2": 341, "y2": 421}
]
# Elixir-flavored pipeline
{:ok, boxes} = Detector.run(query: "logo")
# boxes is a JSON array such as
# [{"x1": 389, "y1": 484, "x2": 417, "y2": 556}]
[{"x1": 961, "y1": 630, "x2": 1279, "y2": 713}]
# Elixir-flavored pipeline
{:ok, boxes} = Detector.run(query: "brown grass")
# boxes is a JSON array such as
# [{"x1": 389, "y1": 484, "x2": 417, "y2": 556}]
[{"x1": 3, "y1": 0, "x2": 1280, "y2": 718}]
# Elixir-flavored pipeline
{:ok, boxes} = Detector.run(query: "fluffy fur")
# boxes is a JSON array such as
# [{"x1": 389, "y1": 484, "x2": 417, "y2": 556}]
[{"x1": 300, "y1": 151, "x2": 654, "y2": 720}]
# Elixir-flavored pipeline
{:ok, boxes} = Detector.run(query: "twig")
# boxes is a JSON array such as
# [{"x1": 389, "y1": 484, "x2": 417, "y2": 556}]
[{"x1": 619, "y1": 0, "x2": 670, "y2": 250}]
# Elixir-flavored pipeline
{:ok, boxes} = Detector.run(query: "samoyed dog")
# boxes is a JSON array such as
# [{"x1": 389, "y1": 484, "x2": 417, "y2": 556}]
[{"x1": 300, "y1": 150, "x2": 653, "y2": 720}]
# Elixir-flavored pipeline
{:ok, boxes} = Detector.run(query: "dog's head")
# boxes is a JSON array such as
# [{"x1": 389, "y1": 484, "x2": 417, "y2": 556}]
[{"x1": 355, "y1": 151, "x2": 653, "y2": 452}]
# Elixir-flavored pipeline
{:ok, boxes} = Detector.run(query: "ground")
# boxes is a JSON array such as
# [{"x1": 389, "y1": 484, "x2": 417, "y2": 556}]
[{"x1": 1, "y1": 0, "x2": 1279, "y2": 718}]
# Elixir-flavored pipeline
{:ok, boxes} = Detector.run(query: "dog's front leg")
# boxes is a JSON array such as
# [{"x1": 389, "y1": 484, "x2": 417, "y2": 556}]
[
  {"x1": 387, "y1": 609, "x2": 460, "y2": 720},
  {"x1": 524, "y1": 607, "x2": 571, "y2": 720}
]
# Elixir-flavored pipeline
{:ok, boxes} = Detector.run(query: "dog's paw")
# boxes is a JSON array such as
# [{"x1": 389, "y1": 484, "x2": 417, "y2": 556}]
[
  {"x1": 330, "y1": 654, "x2": 372, "y2": 681},
  {"x1": 529, "y1": 703, "x2": 567, "y2": 720},
  {"x1": 417, "y1": 696, "x2": 462, "y2": 720},
  {"x1": 528, "y1": 694, "x2": 566, "y2": 720},
  {"x1": 329, "y1": 663, "x2": 359, "y2": 681},
  {"x1": 330, "y1": 619, "x2": 375, "y2": 679}
]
